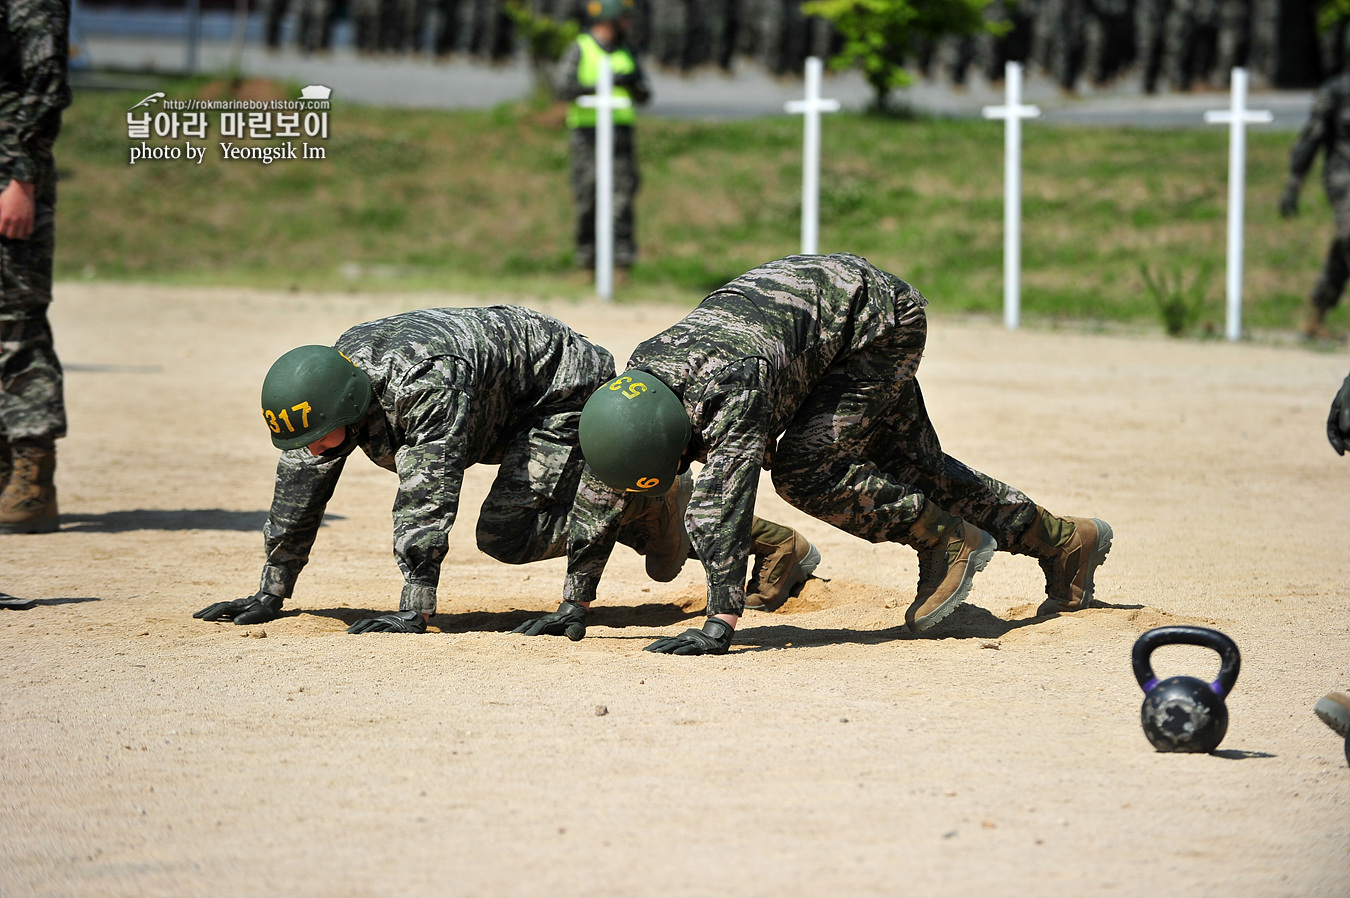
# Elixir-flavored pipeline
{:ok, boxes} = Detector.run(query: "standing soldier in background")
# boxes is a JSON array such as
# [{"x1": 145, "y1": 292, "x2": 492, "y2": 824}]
[
  {"x1": 0, "y1": 0, "x2": 72, "y2": 534},
  {"x1": 557, "y1": 0, "x2": 650, "y2": 279},
  {"x1": 1281, "y1": 45, "x2": 1350, "y2": 340}
]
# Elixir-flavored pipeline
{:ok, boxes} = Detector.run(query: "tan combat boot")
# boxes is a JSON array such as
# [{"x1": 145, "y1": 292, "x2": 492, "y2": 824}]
[
  {"x1": 624, "y1": 470, "x2": 693, "y2": 583},
  {"x1": 0, "y1": 442, "x2": 59, "y2": 534},
  {"x1": 0, "y1": 438, "x2": 11, "y2": 494},
  {"x1": 902, "y1": 502, "x2": 997, "y2": 633},
  {"x1": 744, "y1": 517, "x2": 820, "y2": 611},
  {"x1": 1011, "y1": 507, "x2": 1113, "y2": 614}
]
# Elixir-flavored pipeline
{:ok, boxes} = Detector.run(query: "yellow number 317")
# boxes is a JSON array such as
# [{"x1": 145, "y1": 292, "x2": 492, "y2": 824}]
[
  {"x1": 608, "y1": 376, "x2": 647, "y2": 400},
  {"x1": 263, "y1": 401, "x2": 313, "y2": 434}
]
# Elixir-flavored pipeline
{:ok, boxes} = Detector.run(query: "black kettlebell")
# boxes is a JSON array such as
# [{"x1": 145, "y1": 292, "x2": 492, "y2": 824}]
[{"x1": 1132, "y1": 626, "x2": 1241, "y2": 753}]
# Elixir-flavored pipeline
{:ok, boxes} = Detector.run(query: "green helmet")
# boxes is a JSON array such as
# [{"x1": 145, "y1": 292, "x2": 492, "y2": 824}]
[
  {"x1": 585, "y1": 0, "x2": 632, "y2": 22},
  {"x1": 261, "y1": 345, "x2": 372, "y2": 451},
  {"x1": 579, "y1": 369, "x2": 691, "y2": 495}
]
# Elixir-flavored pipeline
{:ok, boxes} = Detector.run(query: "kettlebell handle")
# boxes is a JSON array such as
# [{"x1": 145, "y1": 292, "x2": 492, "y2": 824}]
[{"x1": 1132, "y1": 625, "x2": 1241, "y2": 698}]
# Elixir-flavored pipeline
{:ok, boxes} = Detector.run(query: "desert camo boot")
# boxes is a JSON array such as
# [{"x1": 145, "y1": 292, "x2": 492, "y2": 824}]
[
  {"x1": 628, "y1": 470, "x2": 693, "y2": 583},
  {"x1": 0, "y1": 442, "x2": 59, "y2": 534},
  {"x1": 1012, "y1": 507, "x2": 1113, "y2": 614},
  {"x1": 744, "y1": 517, "x2": 821, "y2": 611},
  {"x1": 901, "y1": 502, "x2": 997, "y2": 633},
  {"x1": 1314, "y1": 692, "x2": 1350, "y2": 738}
]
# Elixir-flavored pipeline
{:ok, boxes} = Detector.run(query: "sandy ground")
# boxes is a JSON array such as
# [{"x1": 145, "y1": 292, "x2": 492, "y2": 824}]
[{"x1": 2, "y1": 282, "x2": 1348, "y2": 897}]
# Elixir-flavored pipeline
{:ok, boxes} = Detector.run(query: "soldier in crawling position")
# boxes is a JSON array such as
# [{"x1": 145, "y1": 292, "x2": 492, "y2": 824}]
[
  {"x1": 527, "y1": 253, "x2": 1112, "y2": 655},
  {"x1": 195, "y1": 305, "x2": 814, "y2": 633}
]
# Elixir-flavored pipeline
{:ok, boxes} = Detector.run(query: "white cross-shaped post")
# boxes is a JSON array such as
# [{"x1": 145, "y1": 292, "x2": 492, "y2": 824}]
[
  {"x1": 982, "y1": 61, "x2": 1041, "y2": 330},
  {"x1": 1204, "y1": 68, "x2": 1272, "y2": 342},
  {"x1": 578, "y1": 57, "x2": 632, "y2": 301},
  {"x1": 786, "y1": 57, "x2": 841, "y2": 255}
]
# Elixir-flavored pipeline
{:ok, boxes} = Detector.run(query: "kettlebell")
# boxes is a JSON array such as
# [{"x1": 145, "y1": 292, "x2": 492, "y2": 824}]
[{"x1": 1131, "y1": 626, "x2": 1241, "y2": 753}]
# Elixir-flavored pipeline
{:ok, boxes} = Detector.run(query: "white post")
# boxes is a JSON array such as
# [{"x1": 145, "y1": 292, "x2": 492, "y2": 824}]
[
  {"x1": 786, "y1": 57, "x2": 840, "y2": 255},
  {"x1": 1204, "y1": 68, "x2": 1273, "y2": 342},
  {"x1": 982, "y1": 62, "x2": 1041, "y2": 331},
  {"x1": 578, "y1": 58, "x2": 632, "y2": 301}
]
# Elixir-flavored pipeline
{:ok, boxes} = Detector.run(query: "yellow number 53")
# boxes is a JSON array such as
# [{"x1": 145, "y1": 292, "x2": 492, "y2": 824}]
[{"x1": 608, "y1": 376, "x2": 647, "y2": 400}]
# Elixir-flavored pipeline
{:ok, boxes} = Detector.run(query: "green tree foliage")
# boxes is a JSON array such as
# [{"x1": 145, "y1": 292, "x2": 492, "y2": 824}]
[
  {"x1": 802, "y1": 0, "x2": 1003, "y2": 111},
  {"x1": 505, "y1": 3, "x2": 580, "y2": 100},
  {"x1": 1319, "y1": 0, "x2": 1350, "y2": 31}
]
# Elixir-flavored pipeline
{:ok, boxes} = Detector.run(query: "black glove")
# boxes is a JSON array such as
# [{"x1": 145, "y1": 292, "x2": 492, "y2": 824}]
[
  {"x1": 347, "y1": 610, "x2": 427, "y2": 634},
  {"x1": 1330, "y1": 373, "x2": 1350, "y2": 456},
  {"x1": 510, "y1": 601, "x2": 587, "y2": 641},
  {"x1": 193, "y1": 591, "x2": 283, "y2": 624},
  {"x1": 644, "y1": 618, "x2": 734, "y2": 655},
  {"x1": 1280, "y1": 181, "x2": 1300, "y2": 218}
]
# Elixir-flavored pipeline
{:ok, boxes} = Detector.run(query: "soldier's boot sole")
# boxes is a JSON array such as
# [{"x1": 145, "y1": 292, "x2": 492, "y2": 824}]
[
  {"x1": 1314, "y1": 692, "x2": 1350, "y2": 739},
  {"x1": 0, "y1": 516, "x2": 59, "y2": 534},
  {"x1": 907, "y1": 529, "x2": 997, "y2": 634},
  {"x1": 1035, "y1": 518, "x2": 1113, "y2": 616}
]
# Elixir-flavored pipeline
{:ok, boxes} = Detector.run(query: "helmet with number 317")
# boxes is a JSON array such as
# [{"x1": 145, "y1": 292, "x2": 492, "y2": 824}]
[
  {"x1": 579, "y1": 369, "x2": 691, "y2": 495},
  {"x1": 260, "y1": 345, "x2": 372, "y2": 451}
]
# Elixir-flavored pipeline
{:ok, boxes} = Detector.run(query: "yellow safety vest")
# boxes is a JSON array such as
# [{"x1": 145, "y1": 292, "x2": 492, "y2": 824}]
[{"x1": 566, "y1": 33, "x2": 638, "y2": 129}]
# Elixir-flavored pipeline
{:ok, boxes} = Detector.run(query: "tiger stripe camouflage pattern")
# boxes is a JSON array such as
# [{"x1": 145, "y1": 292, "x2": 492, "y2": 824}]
[
  {"x1": 259, "y1": 306, "x2": 615, "y2": 616},
  {"x1": 564, "y1": 253, "x2": 1039, "y2": 618}
]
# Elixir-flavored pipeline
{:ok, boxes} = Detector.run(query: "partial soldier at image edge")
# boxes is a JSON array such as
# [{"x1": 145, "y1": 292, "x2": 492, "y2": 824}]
[
  {"x1": 1327, "y1": 368, "x2": 1350, "y2": 455},
  {"x1": 0, "y1": 0, "x2": 72, "y2": 534}
]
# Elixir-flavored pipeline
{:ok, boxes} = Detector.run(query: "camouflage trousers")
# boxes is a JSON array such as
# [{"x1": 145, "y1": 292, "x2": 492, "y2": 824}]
[
  {"x1": 568, "y1": 126, "x2": 640, "y2": 269},
  {"x1": 474, "y1": 409, "x2": 588, "y2": 566},
  {"x1": 474, "y1": 407, "x2": 674, "y2": 566},
  {"x1": 1309, "y1": 178, "x2": 1350, "y2": 312},
  {"x1": 770, "y1": 313, "x2": 1037, "y2": 550},
  {"x1": 0, "y1": 203, "x2": 65, "y2": 445}
]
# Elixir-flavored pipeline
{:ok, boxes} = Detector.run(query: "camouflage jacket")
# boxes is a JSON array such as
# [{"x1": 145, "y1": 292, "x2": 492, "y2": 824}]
[
  {"x1": 0, "y1": 0, "x2": 71, "y2": 197},
  {"x1": 1289, "y1": 71, "x2": 1350, "y2": 190},
  {"x1": 260, "y1": 306, "x2": 614, "y2": 614},
  {"x1": 564, "y1": 253, "x2": 927, "y2": 616}
]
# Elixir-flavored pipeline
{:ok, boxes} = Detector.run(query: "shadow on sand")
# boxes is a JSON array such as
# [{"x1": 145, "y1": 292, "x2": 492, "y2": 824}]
[{"x1": 60, "y1": 509, "x2": 343, "y2": 533}]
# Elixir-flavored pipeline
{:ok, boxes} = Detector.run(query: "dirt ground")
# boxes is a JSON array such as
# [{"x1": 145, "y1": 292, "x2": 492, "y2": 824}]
[{"x1": 2, "y1": 283, "x2": 1348, "y2": 897}]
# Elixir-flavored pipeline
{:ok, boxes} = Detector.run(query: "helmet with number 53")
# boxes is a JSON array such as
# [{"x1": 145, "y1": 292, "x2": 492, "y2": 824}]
[
  {"x1": 579, "y1": 369, "x2": 691, "y2": 495},
  {"x1": 261, "y1": 345, "x2": 372, "y2": 451}
]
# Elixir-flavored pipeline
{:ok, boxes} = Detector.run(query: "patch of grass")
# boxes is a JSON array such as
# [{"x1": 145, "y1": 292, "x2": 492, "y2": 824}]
[
  {"x1": 1140, "y1": 262, "x2": 1214, "y2": 337},
  {"x1": 52, "y1": 75, "x2": 1346, "y2": 333}
]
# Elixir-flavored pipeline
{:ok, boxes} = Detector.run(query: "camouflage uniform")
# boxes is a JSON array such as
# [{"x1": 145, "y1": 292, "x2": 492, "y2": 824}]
[
  {"x1": 0, "y1": 0, "x2": 71, "y2": 448},
  {"x1": 1288, "y1": 71, "x2": 1350, "y2": 316},
  {"x1": 258, "y1": 306, "x2": 617, "y2": 617},
  {"x1": 564, "y1": 253, "x2": 1040, "y2": 618},
  {"x1": 557, "y1": 32, "x2": 651, "y2": 269}
]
